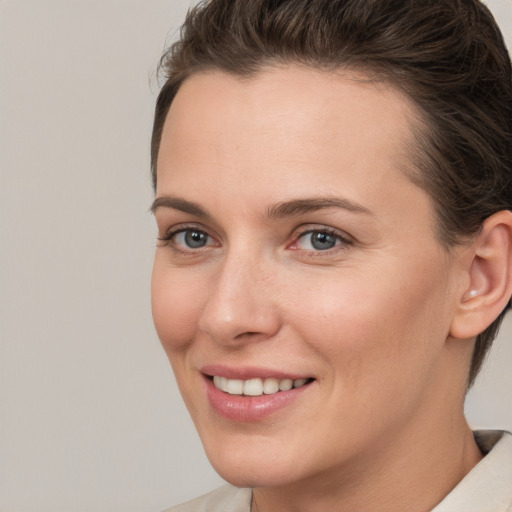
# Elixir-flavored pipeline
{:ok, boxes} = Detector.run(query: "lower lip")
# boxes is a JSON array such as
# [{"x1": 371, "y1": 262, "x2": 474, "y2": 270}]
[{"x1": 205, "y1": 377, "x2": 312, "y2": 421}]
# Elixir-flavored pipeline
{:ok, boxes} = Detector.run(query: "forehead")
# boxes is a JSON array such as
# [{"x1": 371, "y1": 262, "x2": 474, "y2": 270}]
[
  {"x1": 156, "y1": 66, "x2": 424, "y2": 219},
  {"x1": 158, "y1": 66, "x2": 418, "y2": 176}
]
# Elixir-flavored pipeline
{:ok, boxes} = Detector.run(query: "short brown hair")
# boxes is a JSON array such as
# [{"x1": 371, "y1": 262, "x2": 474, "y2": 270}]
[{"x1": 151, "y1": 0, "x2": 512, "y2": 386}]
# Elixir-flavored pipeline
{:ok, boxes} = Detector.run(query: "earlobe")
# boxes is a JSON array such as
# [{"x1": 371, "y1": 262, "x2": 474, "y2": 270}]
[{"x1": 450, "y1": 210, "x2": 512, "y2": 339}]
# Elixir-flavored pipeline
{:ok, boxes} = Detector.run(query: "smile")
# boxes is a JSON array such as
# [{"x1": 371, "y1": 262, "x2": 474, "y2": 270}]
[{"x1": 212, "y1": 376, "x2": 312, "y2": 396}]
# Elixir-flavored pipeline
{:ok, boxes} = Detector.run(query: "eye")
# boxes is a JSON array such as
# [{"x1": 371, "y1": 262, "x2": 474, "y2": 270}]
[
  {"x1": 177, "y1": 229, "x2": 210, "y2": 249},
  {"x1": 159, "y1": 227, "x2": 218, "y2": 250},
  {"x1": 291, "y1": 228, "x2": 351, "y2": 251}
]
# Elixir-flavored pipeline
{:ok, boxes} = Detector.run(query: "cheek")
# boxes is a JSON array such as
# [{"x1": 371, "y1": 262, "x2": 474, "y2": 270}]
[
  {"x1": 288, "y1": 259, "x2": 452, "y2": 376},
  {"x1": 287, "y1": 271, "x2": 453, "y2": 442},
  {"x1": 151, "y1": 257, "x2": 204, "y2": 353}
]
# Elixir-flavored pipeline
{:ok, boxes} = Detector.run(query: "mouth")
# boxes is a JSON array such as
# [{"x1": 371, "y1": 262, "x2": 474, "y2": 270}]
[
  {"x1": 211, "y1": 375, "x2": 314, "y2": 396},
  {"x1": 201, "y1": 366, "x2": 316, "y2": 421}
]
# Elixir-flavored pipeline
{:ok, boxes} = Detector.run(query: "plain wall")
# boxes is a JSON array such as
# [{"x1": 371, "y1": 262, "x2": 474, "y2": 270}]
[{"x1": 0, "y1": 1, "x2": 511, "y2": 511}]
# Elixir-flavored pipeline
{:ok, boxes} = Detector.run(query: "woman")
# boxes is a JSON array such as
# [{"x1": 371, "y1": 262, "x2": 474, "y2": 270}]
[{"x1": 150, "y1": 0, "x2": 512, "y2": 510}]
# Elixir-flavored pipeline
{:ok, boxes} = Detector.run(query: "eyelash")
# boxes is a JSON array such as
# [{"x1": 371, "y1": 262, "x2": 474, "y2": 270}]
[
  {"x1": 157, "y1": 226, "x2": 217, "y2": 252},
  {"x1": 157, "y1": 225, "x2": 353, "y2": 255},
  {"x1": 288, "y1": 227, "x2": 353, "y2": 253}
]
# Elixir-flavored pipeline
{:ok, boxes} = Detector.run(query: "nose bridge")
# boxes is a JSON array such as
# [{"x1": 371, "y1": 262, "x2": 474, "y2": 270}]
[{"x1": 198, "y1": 244, "x2": 280, "y2": 344}]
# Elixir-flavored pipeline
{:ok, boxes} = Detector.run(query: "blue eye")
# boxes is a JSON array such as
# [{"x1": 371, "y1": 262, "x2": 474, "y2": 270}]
[
  {"x1": 158, "y1": 227, "x2": 217, "y2": 250},
  {"x1": 174, "y1": 229, "x2": 212, "y2": 249},
  {"x1": 295, "y1": 230, "x2": 344, "y2": 251}
]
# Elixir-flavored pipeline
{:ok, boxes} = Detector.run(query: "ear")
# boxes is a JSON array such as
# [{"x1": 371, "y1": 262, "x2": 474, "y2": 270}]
[{"x1": 450, "y1": 210, "x2": 512, "y2": 339}]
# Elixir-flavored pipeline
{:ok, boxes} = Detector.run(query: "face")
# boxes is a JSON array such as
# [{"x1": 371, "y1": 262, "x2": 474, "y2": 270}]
[{"x1": 151, "y1": 66, "x2": 467, "y2": 490}]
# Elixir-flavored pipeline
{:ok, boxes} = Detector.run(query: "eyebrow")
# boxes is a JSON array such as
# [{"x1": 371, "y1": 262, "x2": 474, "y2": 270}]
[
  {"x1": 267, "y1": 197, "x2": 374, "y2": 219},
  {"x1": 150, "y1": 196, "x2": 212, "y2": 218},
  {"x1": 150, "y1": 195, "x2": 373, "y2": 219}
]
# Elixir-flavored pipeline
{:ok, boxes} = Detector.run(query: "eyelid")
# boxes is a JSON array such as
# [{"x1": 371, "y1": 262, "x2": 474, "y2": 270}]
[
  {"x1": 157, "y1": 222, "x2": 353, "y2": 254},
  {"x1": 157, "y1": 223, "x2": 220, "y2": 249},
  {"x1": 287, "y1": 224, "x2": 354, "y2": 251}
]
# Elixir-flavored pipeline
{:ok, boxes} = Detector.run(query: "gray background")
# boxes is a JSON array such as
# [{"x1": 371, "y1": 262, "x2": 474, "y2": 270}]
[{"x1": 1, "y1": 1, "x2": 511, "y2": 510}]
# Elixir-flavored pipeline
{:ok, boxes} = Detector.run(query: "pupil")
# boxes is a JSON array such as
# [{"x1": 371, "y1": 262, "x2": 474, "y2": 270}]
[
  {"x1": 312, "y1": 232, "x2": 336, "y2": 250},
  {"x1": 185, "y1": 230, "x2": 207, "y2": 248}
]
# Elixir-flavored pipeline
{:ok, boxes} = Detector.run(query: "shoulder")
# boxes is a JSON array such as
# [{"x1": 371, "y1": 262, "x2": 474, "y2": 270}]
[{"x1": 162, "y1": 485, "x2": 252, "y2": 512}]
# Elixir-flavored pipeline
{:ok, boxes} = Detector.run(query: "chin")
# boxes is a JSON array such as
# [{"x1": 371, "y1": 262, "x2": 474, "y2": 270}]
[
  {"x1": 211, "y1": 460, "x2": 298, "y2": 489},
  {"x1": 201, "y1": 436, "x2": 313, "y2": 489}
]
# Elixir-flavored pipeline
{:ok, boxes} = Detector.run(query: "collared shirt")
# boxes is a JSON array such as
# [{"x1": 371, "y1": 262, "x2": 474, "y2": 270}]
[
  {"x1": 164, "y1": 431, "x2": 512, "y2": 512},
  {"x1": 432, "y1": 430, "x2": 512, "y2": 512}
]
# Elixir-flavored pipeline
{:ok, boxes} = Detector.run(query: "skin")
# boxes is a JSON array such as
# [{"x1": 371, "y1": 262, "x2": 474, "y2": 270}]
[{"x1": 151, "y1": 66, "x2": 484, "y2": 512}]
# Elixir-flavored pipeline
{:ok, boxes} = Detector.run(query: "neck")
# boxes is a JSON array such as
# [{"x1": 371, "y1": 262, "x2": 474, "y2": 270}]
[{"x1": 252, "y1": 413, "x2": 482, "y2": 512}]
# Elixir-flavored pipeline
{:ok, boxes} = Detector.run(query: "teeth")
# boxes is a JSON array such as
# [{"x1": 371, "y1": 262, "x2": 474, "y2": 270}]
[
  {"x1": 226, "y1": 379, "x2": 243, "y2": 395},
  {"x1": 279, "y1": 379, "x2": 293, "y2": 391},
  {"x1": 213, "y1": 376, "x2": 310, "y2": 396},
  {"x1": 263, "y1": 378, "x2": 279, "y2": 394},
  {"x1": 293, "y1": 378, "x2": 307, "y2": 388},
  {"x1": 244, "y1": 378, "x2": 263, "y2": 396}
]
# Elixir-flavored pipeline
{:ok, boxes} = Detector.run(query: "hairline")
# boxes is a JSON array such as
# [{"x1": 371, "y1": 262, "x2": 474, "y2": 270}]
[{"x1": 152, "y1": 61, "x2": 458, "y2": 248}]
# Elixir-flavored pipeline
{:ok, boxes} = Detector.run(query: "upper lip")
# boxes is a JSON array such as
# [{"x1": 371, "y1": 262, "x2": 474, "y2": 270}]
[{"x1": 200, "y1": 364, "x2": 313, "y2": 381}]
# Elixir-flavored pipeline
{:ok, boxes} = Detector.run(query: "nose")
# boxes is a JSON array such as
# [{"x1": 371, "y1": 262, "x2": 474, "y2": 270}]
[{"x1": 198, "y1": 251, "x2": 281, "y2": 346}]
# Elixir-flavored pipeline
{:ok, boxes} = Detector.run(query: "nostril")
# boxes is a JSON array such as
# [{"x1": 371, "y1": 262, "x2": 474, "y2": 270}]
[{"x1": 233, "y1": 331, "x2": 265, "y2": 341}]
